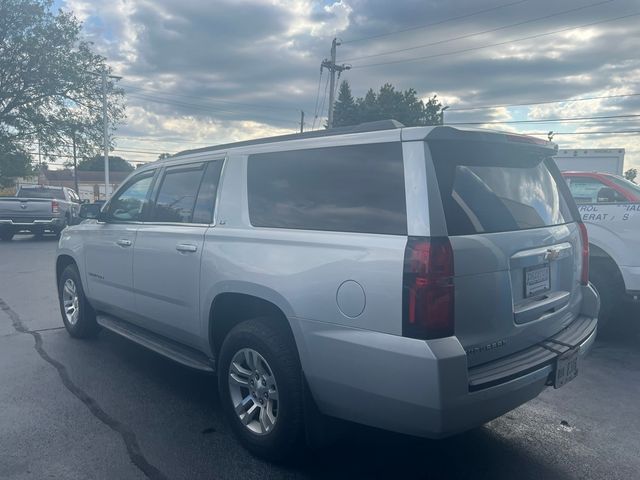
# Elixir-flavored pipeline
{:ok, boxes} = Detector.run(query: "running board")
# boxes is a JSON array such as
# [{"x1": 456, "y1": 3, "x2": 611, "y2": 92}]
[{"x1": 96, "y1": 314, "x2": 215, "y2": 373}]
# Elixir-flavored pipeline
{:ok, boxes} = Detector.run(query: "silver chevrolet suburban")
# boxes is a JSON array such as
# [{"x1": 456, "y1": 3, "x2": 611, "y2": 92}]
[{"x1": 56, "y1": 122, "x2": 599, "y2": 460}]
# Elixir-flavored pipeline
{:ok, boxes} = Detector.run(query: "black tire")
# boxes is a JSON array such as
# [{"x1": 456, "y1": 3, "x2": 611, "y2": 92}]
[
  {"x1": 590, "y1": 259, "x2": 624, "y2": 331},
  {"x1": 57, "y1": 264, "x2": 100, "y2": 338},
  {"x1": 218, "y1": 318, "x2": 304, "y2": 462},
  {"x1": 54, "y1": 216, "x2": 69, "y2": 238},
  {"x1": 0, "y1": 229, "x2": 14, "y2": 241}
]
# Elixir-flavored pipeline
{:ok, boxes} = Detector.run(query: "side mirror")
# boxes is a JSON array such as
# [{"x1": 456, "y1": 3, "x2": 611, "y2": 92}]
[
  {"x1": 597, "y1": 187, "x2": 619, "y2": 203},
  {"x1": 79, "y1": 203, "x2": 102, "y2": 220}
]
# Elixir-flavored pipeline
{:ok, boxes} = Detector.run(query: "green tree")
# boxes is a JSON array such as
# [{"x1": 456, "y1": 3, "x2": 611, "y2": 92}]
[
  {"x1": 0, "y1": 146, "x2": 32, "y2": 187},
  {"x1": 77, "y1": 155, "x2": 133, "y2": 172},
  {"x1": 333, "y1": 81, "x2": 444, "y2": 127},
  {"x1": 0, "y1": 0, "x2": 125, "y2": 175},
  {"x1": 332, "y1": 81, "x2": 358, "y2": 128},
  {"x1": 624, "y1": 168, "x2": 637, "y2": 183}
]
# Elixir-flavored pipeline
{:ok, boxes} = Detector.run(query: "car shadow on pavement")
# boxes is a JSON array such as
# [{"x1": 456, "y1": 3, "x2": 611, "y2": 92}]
[
  {"x1": 67, "y1": 330, "x2": 566, "y2": 480},
  {"x1": 41, "y1": 301, "x2": 640, "y2": 480}
]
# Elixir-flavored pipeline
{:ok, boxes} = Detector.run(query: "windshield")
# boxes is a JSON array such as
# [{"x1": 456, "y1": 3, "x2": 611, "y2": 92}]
[
  {"x1": 17, "y1": 187, "x2": 66, "y2": 200},
  {"x1": 605, "y1": 175, "x2": 640, "y2": 197}
]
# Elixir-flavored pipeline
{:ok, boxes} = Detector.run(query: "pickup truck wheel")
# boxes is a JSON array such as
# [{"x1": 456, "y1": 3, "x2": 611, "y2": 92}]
[
  {"x1": 58, "y1": 264, "x2": 100, "y2": 338},
  {"x1": 0, "y1": 230, "x2": 14, "y2": 241},
  {"x1": 218, "y1": 318, "x2": 304, "y2": 461},
  {"x1": 590, "y1": 260, "x2": 624, "y2": 331}
]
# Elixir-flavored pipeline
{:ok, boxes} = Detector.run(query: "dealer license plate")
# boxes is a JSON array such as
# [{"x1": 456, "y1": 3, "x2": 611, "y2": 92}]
[
  {"x1": 554, "y1": 347, "x2": 579, "y2": 389},
  {"x1": 524, "y1": 263, "x2": 550, "y2": 298}
]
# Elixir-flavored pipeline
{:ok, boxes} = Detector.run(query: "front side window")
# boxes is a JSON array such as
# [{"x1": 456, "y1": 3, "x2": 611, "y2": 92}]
[
  {"x1": 106, "y1": 172, "x2": 154, "y2": 222},
  {"x1": 247, "y1": 143, "x2": 407, "y2": 235},
  {"x1": 604, "y1": 175, "x2": 640, "y2": 199},
  {"x1": 151, "y1": 164, "x2": 205, "y2": 223},
  {"x1": 565, "y1": 176, "x2": 627, "y2": 204}
]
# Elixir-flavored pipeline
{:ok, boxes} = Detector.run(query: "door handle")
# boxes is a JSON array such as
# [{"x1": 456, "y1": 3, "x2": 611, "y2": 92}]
[
  {"x1": 116, "y1": 239, "x2": 132, "y2": 247},
  {"x1": 176, "y1": 244, "x2": 198, "y2": 253}
]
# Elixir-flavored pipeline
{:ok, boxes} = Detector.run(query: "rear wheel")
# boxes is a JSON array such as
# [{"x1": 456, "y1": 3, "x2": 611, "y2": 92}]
[
  {"x1": 218, "y1": 318, "x2": 304, "y2": 461},
  {"x1": 58, "y1": 264, "x2": 100, "y2": 338},
  {"x1": 590, "y1": 259, "x2": 624, "y2": 331}
]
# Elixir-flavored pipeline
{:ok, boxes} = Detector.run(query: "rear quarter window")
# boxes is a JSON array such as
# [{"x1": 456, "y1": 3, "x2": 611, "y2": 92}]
[
  {"x1": 247, "y1": 143, "x2": 407, "y2": 235},
  {"x1": 429, "y1": 142, "x2": 573, "y2": 236}
]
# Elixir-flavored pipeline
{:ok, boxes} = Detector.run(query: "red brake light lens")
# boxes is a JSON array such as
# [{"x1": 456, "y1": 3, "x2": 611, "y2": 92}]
[
  {"x1": 402, "y1": 237, "x2": 455, "y2": 340},
  {"x1": 51, "y1": 200, "x2": 59, "y2": 214},
  {"x1": 578, "y1": 222, "x2": 589, "y2": 286}
]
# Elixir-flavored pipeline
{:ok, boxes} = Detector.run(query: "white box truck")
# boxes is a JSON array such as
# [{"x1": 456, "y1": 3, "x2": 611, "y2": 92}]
[{"x1": 554, "y1": 148, "x2": 625, "y2": 175}]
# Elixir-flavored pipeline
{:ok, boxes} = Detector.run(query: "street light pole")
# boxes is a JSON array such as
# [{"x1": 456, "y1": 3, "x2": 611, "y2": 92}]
[
  {"x1": 440, "y1": 105, "x2": 450, "y2": 125},
  {"x1": 101, "y1": 69, "x2": 110, "y2": 200}
]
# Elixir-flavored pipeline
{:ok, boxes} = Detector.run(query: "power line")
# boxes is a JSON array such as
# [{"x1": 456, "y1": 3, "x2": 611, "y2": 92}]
[
  {"x1": 448, "y1": 92, "x2": 640, "y2": 112},
  {"x1": 311, "y1": 69, "x2": 324, "y2": 129},
  {"x1": 531, "y1": 129, "x2": 640, "y2": 135},
  {"x1": 128, "y1": 93, "x2": 299, "y2": 126},
  {"x1": 342, "y1": 0, "x2": 531, "y2": 44},
  {"x1": 121, "y1": 83, "x2": 300, "y2": 113},
  {"x1": 341, "y1": 0, "x2": 612, "y2": 62},
  {"x1": 446, "y1": 113, "x2": 640, "y2": 125},
  {"x1": 314, "y1": 73, "x2": 331, "y2": 130},
  {"x1": 351, "y1": 12, "x2": 640, "y2": 69},
  {"x1": 115, "y1": 135, "x2": 215, "y2": 145}
]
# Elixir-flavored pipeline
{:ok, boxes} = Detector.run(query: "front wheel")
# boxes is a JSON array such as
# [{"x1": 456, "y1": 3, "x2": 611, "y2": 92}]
[
  {"x1": 590, "y1": 259, "x2": 624, "y2": 331},
  {"x1": 57, "y1": 264, "x2": 100, "y2": 338},
  {"x1": 218, "y1": 318, "x2": 304, "y2": 461}
]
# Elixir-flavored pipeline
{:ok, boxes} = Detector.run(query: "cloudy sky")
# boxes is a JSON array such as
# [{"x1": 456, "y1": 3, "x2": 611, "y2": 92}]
[{"x1": 56, "y1": 0, "x2": 640, "y2": 171}]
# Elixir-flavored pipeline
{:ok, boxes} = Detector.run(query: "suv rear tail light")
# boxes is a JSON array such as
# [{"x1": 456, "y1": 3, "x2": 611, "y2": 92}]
[
  {"x1": 402, "y1": 236, "x2": 455, "y2": 340},
  {"x1": 578, "y1": 222, "x2": 589, "y2": 286},
  {"x1": 51, "y1": 200, "x2": 59, "y2": 214}
]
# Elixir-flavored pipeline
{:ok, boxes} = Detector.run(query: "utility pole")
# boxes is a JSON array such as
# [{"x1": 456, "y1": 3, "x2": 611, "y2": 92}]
[
  {"x1": 72, "y1": 131, "x2": 79, "y2": 194},
  {"x1": 101, "y1": 69, "x2": 110, "y2": 200},
  {"x1": 300, "y1": 111, "x2": 305, "y2": 133},
  {"x1": 321, "y1": 38, "x2": 351, "y2": 129},
  {"x1": 440, "y1": 105, "x2": 449, "y2": 125}
]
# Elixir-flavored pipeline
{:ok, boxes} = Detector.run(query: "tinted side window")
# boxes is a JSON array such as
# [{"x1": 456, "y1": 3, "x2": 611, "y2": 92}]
[
  {"x1": 107, "y1": 172, "x2": 154, "y2": 222},
  {"x1": 247, "y1": 143, "x2": 406, "y2": 235},
  {"x1": 152, "y1": 164, "x2": 205, "y2": 223},
  {"x1": 192, "y1": 160, "x2": 224, "y2": 224}
]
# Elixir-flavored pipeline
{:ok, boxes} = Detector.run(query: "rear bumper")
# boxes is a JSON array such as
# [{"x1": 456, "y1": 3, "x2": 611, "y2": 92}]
[
  {"x1": 0, "y1": 218, "x2": 63, "y2": 228},
  {"x1": 298, "y1": 285, "x2": 599, "y2": 438}
]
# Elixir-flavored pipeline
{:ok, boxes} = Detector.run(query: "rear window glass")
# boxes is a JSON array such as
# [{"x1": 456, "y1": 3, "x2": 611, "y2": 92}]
[
  {"x1": 430, "y1": 142, "x2": 573, "y2": 236},
  {"x1": 247, "y1": 143, "x2": 406, "y2": 235},
  {"x1": 17, "y1": 187, "x2": 65, "y2": 199}
]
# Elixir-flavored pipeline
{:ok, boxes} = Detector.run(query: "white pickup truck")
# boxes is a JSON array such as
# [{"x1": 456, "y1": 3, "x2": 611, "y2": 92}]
[{"x1": 563, "y1": 172, "x2": 640, "y2": 326}]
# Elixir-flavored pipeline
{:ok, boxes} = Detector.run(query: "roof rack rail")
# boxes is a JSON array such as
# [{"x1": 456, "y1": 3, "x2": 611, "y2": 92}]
[{"x1": 174, "y1": 119, "x2": 405, "y2": 157}]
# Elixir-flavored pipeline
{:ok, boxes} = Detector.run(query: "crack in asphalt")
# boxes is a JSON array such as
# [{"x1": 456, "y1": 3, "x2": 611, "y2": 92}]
[{"x1": 0, "y1": 298, "x2": 169, "y2": 480}]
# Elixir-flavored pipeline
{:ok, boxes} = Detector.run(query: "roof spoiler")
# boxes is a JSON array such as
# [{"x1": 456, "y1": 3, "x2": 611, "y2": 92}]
[{"x1": 426, "y1": 126, "x2": 558, "y2": 154}]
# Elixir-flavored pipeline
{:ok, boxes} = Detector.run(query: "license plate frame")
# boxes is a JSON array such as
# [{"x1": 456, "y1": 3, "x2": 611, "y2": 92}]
[
  {"x1": 524, "y1": 263, "x2": 551, "y2": 298},
  {"x1": 554, "y1": 347, "x2": 580, "y2": 389}
]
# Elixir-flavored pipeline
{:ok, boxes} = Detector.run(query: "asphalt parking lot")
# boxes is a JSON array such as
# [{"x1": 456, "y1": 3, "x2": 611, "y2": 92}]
[{"x1": 1, "y1": 235, "x2": 639, "y2": 480}]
